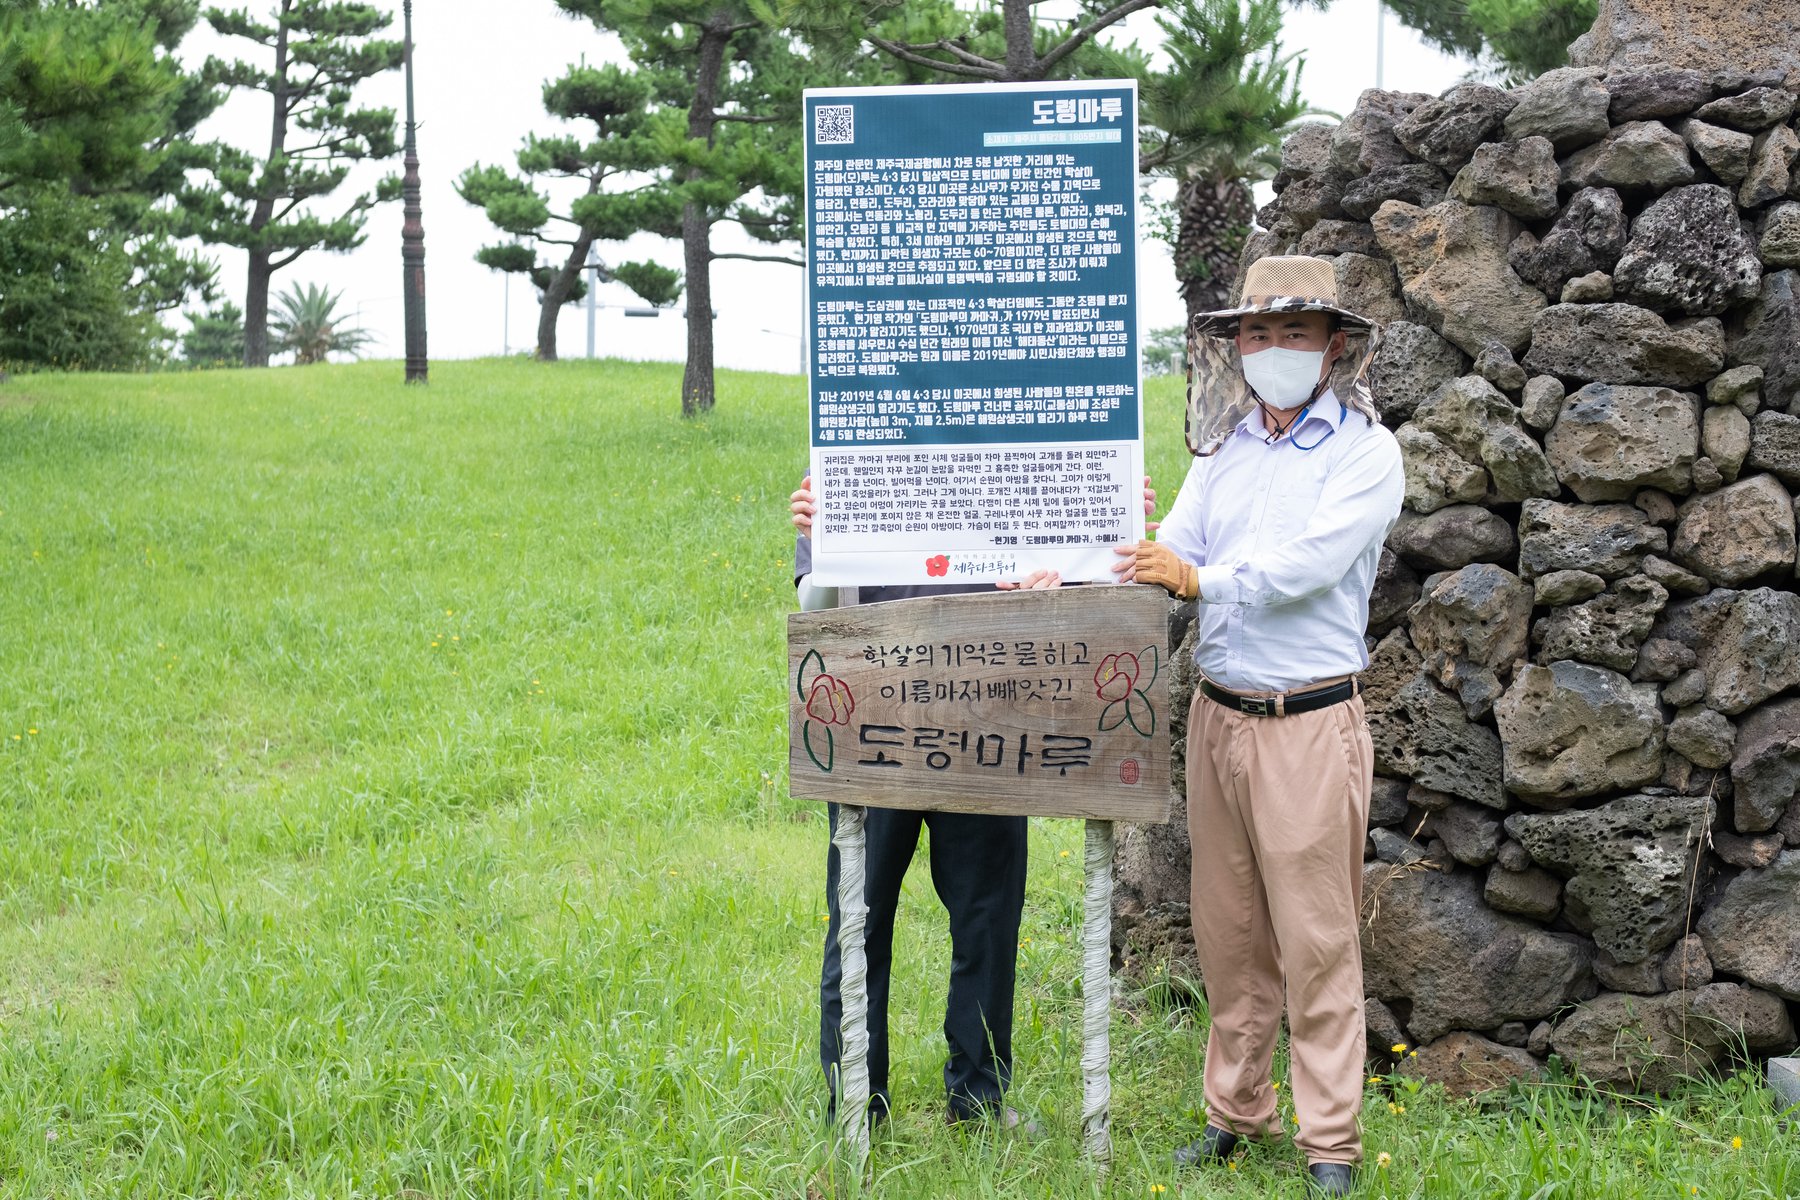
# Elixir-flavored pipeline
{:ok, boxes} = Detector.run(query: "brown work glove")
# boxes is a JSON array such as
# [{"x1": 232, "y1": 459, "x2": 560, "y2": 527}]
[{"x1": 1113, "y1": 539, "x2": 1196, "y2": 600}]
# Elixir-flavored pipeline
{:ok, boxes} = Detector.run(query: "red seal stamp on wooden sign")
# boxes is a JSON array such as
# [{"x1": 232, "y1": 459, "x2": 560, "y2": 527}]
[{"x1": 1118, "y1": 759, "x2": 1140, "y2": 785}]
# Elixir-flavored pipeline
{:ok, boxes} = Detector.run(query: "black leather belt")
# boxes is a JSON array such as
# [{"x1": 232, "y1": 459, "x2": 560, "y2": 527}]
[{"x1": 1200, "y1": 677, "x2": 1359, "y2": 717}]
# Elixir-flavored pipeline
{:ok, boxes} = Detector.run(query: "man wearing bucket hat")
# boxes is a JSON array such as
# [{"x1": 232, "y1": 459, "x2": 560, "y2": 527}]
[{"x1": 1113, "y1": 255, "x2": 1404, "y2": 1196}]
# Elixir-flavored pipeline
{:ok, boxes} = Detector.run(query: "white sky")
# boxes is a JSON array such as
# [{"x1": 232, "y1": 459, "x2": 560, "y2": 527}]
[{"x1": 173, "y1": 1, "x2": 1471, "y2": 372}]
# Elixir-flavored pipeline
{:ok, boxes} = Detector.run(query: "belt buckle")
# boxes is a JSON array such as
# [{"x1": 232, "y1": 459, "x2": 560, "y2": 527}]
[{"x1": 1239, "y1": 696, "x2": 1272, "y2": 717}]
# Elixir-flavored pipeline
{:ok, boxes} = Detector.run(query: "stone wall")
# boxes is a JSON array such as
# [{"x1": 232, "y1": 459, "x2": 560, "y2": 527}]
[{"x1": 1114, "y1": 62, "x2": 1800, "y2": 1094}]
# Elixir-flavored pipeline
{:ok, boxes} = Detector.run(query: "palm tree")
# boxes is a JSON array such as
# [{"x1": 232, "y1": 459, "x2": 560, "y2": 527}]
[
  {"x1": 1140, "y1": 0, "x2": 1314, "y2": 323},
  {"x1": 269, "y1": 282, "x2": 374, "y2": 365}
]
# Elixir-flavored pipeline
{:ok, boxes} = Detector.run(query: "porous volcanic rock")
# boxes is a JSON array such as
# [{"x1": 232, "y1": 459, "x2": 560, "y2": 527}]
[
  {"x1": 1362, "y1": 863, "x2": 1595, "y2": 1042},
  {"x1": 1410, "y1": 563, "x2": 1533, "y2": 675},
  {"x1": 1739, "y1": 124, "x2": 1799, "y2": 209},
  {"x1": 1388, "y1": 504, "x2": 1517, "y2": 571},
  {"x1": 1746, "y1": 412, "x2": 1800, "y2": 485},
  {"x1": 1694, "y1": 87, "x2": 1796, "y2": 132},
  {"x1": 1332, "y1": 89, "x2": 1435, "y2": 176},
  {"x1": 1678, "y1": 118, "x2": 1754, "y2": 184},
  {"x1": 1551, "y1": 985, "x2": 1795, "y2": 1092},
  {"x1": 1729, "y1": 697, "x2": 1800, "y2": 834},
  {"x1": 1367, "y1": 321, "x2": 1470, "y2": 422},
  {"x1": 1372, "y1": 200, "x2": 1547, "y2": 356},
  {"x1": 1399, "y1": 1032, "x2": 1543, "y2": 1098},
  {"x1": 1544, "y1": 384, "x2": 1700, "y2": 501},
  {"x1": 1509, "y1": 187, "x2": 1628, "y2": 295},
  {"x1": 1701, "y1": 405, "x2": 1751, "y2": 482},
  {"x1": 1570, "y1": 0, "x2": 1800, "y2": 79},
  {"x1": 1612, "y1": 184, "x2": 1763, "y2": 317},
  {"x1": 1561, "y1": 121, "x2": 1696, "y2": 194},
  {"x1": 1339, "y1": 163, "x2": 1451, "y2": 222},
  {"x1": 1760, "y1": 203, "x2": 1800, "y2": 269},
  {"x1": 1449, "y1": 136, "x2": 1561, "y2": 221},
  {"x1": 1395, "y1": 83, "x2": 1517, "y2": 171},
  {"x1": 1669, "y1": 473, "x2": 1797, "y2": 586},
  {"x1": 1484, "y1": 863, "x2": 1564, "y2": 920},
  {"x1": 1531, "y1": 575, "x2": 1670, "y2": 671},
  {"x1": 1727, "y1": 270, "x2": 1800, "y2": 415},
  {"x1": 1398, "y1": 425, "x2": 1488, "y2": 514},
  {"x1": 1651, "y1": 587, "x2": 1800, "y2": 714},
  {"x1": 1606, "y1": 67, "x2": 1712, "y2": 123},
  {"x1": 1697, "y1": 852, "x2": 1800, "y2": 999},
  {"x1": 1502, "y1": 67, "x2": 1612, "y2": 152},
  {"x1": 1516, "y1": 499, "x2": 1668, "y2": 580},
  {"x1": 1523, "y1": 304, "x2": 1723, "y2": 389},
  {"x1": 1367, "y1": 666, "x2": 1507, "y2": 810},
  {"x1": 1494, "y1": 663, "x2": 1665, "y2": 807},
  {"x1": 1505, "y1": 792, "x2": 1712, "y2": 962}
]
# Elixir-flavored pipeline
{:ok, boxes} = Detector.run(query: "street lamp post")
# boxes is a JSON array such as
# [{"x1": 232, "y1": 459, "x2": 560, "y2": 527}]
[{"x1": 400, "y1": 0, "x2": 428, "y2": 383}]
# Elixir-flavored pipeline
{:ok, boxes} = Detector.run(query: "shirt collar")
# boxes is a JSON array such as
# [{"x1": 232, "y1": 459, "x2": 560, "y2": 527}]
[{"x1": 1232, "y1": 387, "x2": 1345, "y2": 442}]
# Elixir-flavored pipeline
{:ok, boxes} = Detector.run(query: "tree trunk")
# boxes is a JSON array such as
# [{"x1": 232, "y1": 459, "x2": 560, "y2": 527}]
[
  {"x1": 680, "y1": 200, "x2": 715, "y2": 416},
  {"x1": 1175, "y1": 173, "x2": 1256, "y2": 328},
  {"x1": 1001, "y1": 0, "x2": 1036, "y2": 81},
  {"x1": 678, "y1": 13, "x2": 730, "y2": 417},
  {"x1": 244, "y1": 250, "x2": 273, "y2": 367},
  {"x1": 243, "y1": 0, "x2": 292, "y2": 367},
  {"x1": 535, "y1": 235, "x2": 592, "y2": 362}
]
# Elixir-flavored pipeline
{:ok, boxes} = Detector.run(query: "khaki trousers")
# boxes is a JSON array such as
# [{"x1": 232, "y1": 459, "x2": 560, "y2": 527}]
[{"x1": 1186, "y1": 689, "x2": 1373, "y2": 1165}]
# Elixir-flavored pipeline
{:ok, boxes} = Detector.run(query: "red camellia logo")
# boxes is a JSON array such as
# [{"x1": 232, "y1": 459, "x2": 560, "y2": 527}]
[
  {"x1": 1094, "y1": 652, "x2": 1140, "y2": 703},
  {"x1": 925, "y1": 554, "x2": 950, "y2": 577},
  {"x1": 805, "y1": 674, "x2": 856, "y2": 726}
]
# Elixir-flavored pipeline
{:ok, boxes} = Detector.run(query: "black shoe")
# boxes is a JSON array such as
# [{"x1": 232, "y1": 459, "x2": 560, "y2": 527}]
[
  {"x1": 1172, "y1": 1124, "x2": 1239, "y2": 1168},
  {"x1": 1307, "y1": 1162, "x2": 1355, "y2": 1196}
]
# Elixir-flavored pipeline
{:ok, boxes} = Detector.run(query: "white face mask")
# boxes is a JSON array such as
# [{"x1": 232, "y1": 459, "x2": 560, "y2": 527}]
[{"x1": 1241, "y1": 346, "x2": 1326, "y2": 409}]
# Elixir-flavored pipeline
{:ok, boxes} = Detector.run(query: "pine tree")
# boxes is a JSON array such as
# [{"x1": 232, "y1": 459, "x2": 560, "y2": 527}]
[
  {"x1": 0, "y1": 0, "x2": 221, "y2": 369},
  {"x1": 457, "y1": 62, "x2": 682, "y2": 362},
  {"x1": 1139, "y1": 0, "x2": 1310, "y2": 322},
  {"x1": 182, "y1": 1, "x2": 403, "y2": 367},
  {"x1": 774, "y1": 0, "x2": 1155, "y2": 83},
  {"x1": 555, "y1": 0, "x2": 818, "y2": 416}
]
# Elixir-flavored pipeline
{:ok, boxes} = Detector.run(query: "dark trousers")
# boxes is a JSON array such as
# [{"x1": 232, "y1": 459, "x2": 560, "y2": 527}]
[{"x1": 820, "y1": 804, "x2": 1028, "y2": 1120}]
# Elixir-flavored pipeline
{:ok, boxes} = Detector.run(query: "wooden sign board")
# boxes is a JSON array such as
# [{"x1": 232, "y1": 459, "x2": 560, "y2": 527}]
[{"x1": 787, "y1": 587, "x2": 1171, "y2": 822}]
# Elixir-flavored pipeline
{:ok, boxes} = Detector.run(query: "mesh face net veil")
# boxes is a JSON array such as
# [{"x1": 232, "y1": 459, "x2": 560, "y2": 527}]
[{"x1": 1182, "y1": 256, "x2": 1386, "y2": 458}]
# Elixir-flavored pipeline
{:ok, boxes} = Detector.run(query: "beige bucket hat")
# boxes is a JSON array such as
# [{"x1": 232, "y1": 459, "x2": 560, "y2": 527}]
[{"x1": 1184, "y1": 255, "x2": 1386, "y2": 456}]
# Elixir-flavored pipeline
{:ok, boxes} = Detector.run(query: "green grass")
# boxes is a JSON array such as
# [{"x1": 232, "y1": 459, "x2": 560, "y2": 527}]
[{"x1": 0, "y1": 358, "x2": 1793, "y2": 1198}]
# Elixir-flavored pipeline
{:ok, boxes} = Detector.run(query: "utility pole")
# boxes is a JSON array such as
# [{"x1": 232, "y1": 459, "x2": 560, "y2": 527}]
[
  {"x1": 1375, "y1": 0, "x2": 1386, "y2": 89},
  {"x1": 400, "y1": 0, "x2": 429, "y2": 383},
  {"x1": 586, "y1": 242, "x2": 599, "y2": 359}
]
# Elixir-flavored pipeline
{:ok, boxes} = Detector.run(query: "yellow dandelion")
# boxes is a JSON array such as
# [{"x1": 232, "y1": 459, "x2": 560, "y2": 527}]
[
  {"x1": 1391, "y1": 1043, "x2": 1408, "y2": 1054},
  {"x1": 1376, "y1": 1152, "x2": 1392, "y2": 1169},
  {"x1": 668, "y1": 869, "x2": 678, "y2": 876},
  {"x1": 1149, "y1": 1187, "x2": 1167, "y2": 1195},
  {"x1": 9, "y1": 734, "x2": 18, "y2": 741},
  {"x1": 1368, "y1": 1075, "x2": 1383, "y2": 1085},
  {"x1": 1408, "y1": 1050, "x2": 1418, "y2": 1058},
  {"x1": 452, "y1": 636, "x2": 460, "y2": 642},
  {"x1": 1388, "y1": 1102, "x2": 1400, "y2": 1115},
  {"x1": 1059, "y1": 850, "x2": 1070, "y2": 858},
  {"x1": 1227, "y1": 1160, "x2": 1238, "y2": 1172},
  {"x1": 1272, "y1": 1081, "x2": 1281, "y2": 1091},
  {"x1": 27, "y1": 729, "x2": 37, "y2": 735},
  {"x1": 1732, "y1": 1137, "x2": 1742, "y2": 1150}
]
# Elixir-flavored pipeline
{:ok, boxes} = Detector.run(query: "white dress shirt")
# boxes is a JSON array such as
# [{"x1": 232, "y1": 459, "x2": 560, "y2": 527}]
[{"x1": 1155, "y1": 389, "x2": 1405, "y2": 692}]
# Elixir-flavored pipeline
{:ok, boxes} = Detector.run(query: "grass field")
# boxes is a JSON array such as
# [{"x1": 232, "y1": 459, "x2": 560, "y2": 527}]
[{"x1": 0, "y1": 358, "x2": 1794, "y2": 1198}]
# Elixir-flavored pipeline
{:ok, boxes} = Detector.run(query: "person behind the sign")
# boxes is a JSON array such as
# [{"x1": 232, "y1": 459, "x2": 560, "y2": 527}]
[
  {"x1": 1111, "y1": 256, "x2": 1403, "y2": 1198},
  {"x1": 790, "y1": 473, "x2": 1154, "y2": 1131}
]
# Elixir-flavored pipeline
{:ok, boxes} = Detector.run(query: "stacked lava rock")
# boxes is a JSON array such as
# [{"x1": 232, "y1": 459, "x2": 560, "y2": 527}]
[{"x1": 1113, "y1": 61, "x2": 1800, "y2": 1095}]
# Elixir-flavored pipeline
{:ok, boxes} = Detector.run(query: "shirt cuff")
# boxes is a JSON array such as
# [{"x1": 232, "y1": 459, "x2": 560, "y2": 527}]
[{"x1": 1191, "y1": 564, "x2": 1240, "y2": 605}]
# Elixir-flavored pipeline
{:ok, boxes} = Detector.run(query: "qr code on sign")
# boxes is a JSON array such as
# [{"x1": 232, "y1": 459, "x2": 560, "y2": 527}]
[{"x1": 814, "y1": 104, "x2": 854, "y2": 145}]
